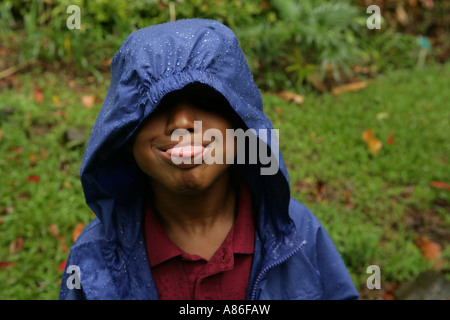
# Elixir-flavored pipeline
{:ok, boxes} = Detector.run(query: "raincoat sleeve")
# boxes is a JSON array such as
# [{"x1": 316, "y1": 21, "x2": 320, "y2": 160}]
[{"x1": 314, "y1": 225, "x2": 359, "y2": 300}]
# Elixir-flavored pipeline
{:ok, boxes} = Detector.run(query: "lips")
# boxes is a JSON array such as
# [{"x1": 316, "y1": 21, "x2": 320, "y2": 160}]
[
  {"x1": 165, "y1": 144, "x2": 205, "y2": 158},
  {"x1": 158, "y1": 142, "x2": 212, "y2": 167}
]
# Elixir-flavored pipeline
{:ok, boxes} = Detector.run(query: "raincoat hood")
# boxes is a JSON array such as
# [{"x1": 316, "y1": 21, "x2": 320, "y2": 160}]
[{"x1": 81, "y1": 18, "x2": 292, "y2": 247}]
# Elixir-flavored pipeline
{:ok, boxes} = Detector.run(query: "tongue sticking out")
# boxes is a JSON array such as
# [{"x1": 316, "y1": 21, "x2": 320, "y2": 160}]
[{"x1": 166, "y1": 145, "x2": 205, "y2": 158}]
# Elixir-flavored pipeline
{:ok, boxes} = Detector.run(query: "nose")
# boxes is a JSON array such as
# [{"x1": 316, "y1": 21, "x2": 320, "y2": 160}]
[{"x1": 165, "y1": 102, "x2": 197, "y2": 135}]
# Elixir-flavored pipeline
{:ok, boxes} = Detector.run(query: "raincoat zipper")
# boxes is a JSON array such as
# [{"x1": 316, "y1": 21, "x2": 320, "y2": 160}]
[{"x1": 250, "y1": 240, "x2": 307, "y2": 300}]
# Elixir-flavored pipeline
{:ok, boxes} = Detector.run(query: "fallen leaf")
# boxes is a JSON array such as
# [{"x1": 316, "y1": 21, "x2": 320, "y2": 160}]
[
  {"x1": 277, "y1": 91, "x2": 304, "y2": 105},
  {"x1": 48, "y1": 223, "x2": 59, "y2": 237},
  {"x1": 40, "y1": 148, "x2": 47, "y2": 160},
  {"x1": 27, "y1": 175, "x2": 40, "y2": 183},
  {"x1": 64, "y1": 38, "x2": 71, "y2": 53},
  {"x1": 422, "y1": 0, "x2": 434, "y2": 9},
  {"x1": 158, "y1": 1, "x2": 167, "y2": 10},
  {"x1": 29, "y1": 152, "x2": 37, "y2": 167},
  {"x1": 430, "y1": 181, "x2": 450, "y2": 191},
  {"x1": 81, "y1": 94, "x2": 95, "y2": 109},
  {"x1": 63, "y1": 180, "x2": 72, "y2": 189},
  {"x1": 34, "y1": 86, "x2": 43, "y2": 104},
  {"x1": 260, "y1": 1, "x2": 269, "y2": 9},
  {"x1": 362, "y1": 129, "x2": 382, "y2": 155},
  {"x1": 344, "y1": 189, "x2": 354, "y2": 209},
  {"x1": 312, "y1": 179, "x2": 327, "y2": 201},
  {"x1": 72, "y1": 222, "x2": 84, "y2": 243},
  {"x1": 0, "y1": 262, "x2": 16, "y2": 269},
  {"x1": 274, "y1": 106, "x2": 283, "y2": 115},
  {"x1": 9, "y1": 236, "x2": 24, "y2": 254},
  {"x1": 415, "y1": 236, "x2": 442, "y2": 267},
  {"x1": 309, "y1": 131, "x2": 323, "y2": 143},
  {"x1": 332, "y1": 81, "x2": 368, "y2": 95},
  {"x1": 382, "y1": 292, "x2": 396, "y2": 300},
  {"x1": 9, "y1": 146, "x2": 23, "y2": 154},
  {"x1": 376, "y1": 112, "x2": 390, "y2": 120},
  {"x1": 48, "y1": 224, "x2": 68, "y2": 253},
  {"x1": 382, "y1": 282, "x2": 400, "y2": 300},
  {"x1": 52, "y1": 95, "x2": 63, "y2": 107},
  {"x1": 352, "y1": 65, "x2": 372, "y2": 74},
  {"x1": 101, "y1": 57, "x2": 113, "y2": 67},
  {"x1": 54, "y1": 109, "x2": 68, "y2": 118},
  {"x1": 307, "y1": 74, "x2": 327, "y2": 92},
  {"x1": 58, "y1": 260, "x2": 66, "y2": 272},
  {"x1": 396, "y1": 5, "x2": 409, "y2": 25},
  {"x1": 402, "y1": 185, "x2": 415, "y2": 198},
  {"x1": 1, "y1": 205, "x2": 13, "y2": 215}
]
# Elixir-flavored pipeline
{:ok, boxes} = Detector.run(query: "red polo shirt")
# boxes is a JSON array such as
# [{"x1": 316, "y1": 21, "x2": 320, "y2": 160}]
[{"x1": 144, "y1": 183, "x2": 255, "y2": 300}]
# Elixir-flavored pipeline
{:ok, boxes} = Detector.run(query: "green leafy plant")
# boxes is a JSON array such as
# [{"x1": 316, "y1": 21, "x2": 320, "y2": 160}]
[
  {"x1": 284, "y1": 48, "x2": 318, "y2": 90},
  {"x1": 236, "y1": 0, "x2": 368, "y2": 91},
  {"x1": 275, "y1": 0, "x2": 364, "y2": 80},
  {"x1": 358, "y1": 28, "x2": 420, "y2": 73}
]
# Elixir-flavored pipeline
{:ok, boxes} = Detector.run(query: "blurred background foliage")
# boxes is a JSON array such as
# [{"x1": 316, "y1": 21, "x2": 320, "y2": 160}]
[{"x1": 1, "y1": 0, "x2": 448, "y2": 91}]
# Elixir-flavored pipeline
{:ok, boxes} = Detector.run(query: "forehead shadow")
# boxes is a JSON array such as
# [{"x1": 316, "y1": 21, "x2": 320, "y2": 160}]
[{"x1": 153, "y1": 82, "x2": 246, "y2": 129}]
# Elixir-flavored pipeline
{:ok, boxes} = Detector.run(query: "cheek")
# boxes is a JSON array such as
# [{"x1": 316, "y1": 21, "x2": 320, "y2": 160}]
[
  {"x1": 133, "y1": 146, "x2": 150, "y2": 174},
  {"x1": 132, "y1": 118, "x2": 163, "y2": 163},
  {"x1": 132, "y1": 135, "x2": 157, "y2": 173}
]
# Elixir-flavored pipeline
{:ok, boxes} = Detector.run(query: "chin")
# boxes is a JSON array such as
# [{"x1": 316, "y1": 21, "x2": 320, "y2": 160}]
[
  {"x1": 169, "y1": 164, "x2": 230, "y2": 195},
  {"x1": 171, "y1": 175, "x2": 204, "y2": 194}
]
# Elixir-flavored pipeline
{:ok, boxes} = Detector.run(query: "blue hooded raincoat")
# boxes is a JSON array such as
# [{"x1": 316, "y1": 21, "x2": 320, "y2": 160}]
[{"x1": 59, "y1": 19, "x2": 359, "y2": 300}]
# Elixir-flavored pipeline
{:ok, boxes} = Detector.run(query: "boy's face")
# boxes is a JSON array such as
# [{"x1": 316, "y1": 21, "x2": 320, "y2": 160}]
[{"x1": 132, "y1": 91, "x2": 236, "y2": 195}]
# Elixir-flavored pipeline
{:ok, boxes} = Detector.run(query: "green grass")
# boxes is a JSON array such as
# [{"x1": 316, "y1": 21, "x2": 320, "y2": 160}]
[
  {"x1": 0, "y1": 72, "x2": 105, "y2": 299},
  {"x1": 1, "y1": 63, "x2": 449, "y2": 299}
]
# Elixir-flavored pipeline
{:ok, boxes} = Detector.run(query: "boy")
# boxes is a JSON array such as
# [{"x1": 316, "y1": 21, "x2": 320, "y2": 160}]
[{"x1": 59, "y1": 19, "x2": 358, "y2": 300}]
